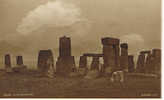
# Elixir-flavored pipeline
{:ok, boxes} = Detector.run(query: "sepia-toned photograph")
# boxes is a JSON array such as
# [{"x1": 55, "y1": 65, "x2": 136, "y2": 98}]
[{"x1": 0, "y1": 0, "x2": 161, "y2": 98}]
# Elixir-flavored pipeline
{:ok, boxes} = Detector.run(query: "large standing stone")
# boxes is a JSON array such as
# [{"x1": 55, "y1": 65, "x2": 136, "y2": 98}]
[
  {"x1": 59, "y1": 36, "x2": 71, "y2": 57},
  {"x1": 56, "y1": 36, "x2": 76, "y2": 76},
  {"x1": 145, "y1": 53, "x2": 154, "y2": 73},
  {"x1": 120, "y1": 43, "x2": 128, "y2": 72},
  {"x1": 37, "y1": 49, "x2": 55, "y2": 77},
  {"x1": 5, "y1": 54, "x2": 11, "y2": 68},
  {"x1": 16, "y1": 56, "x2": 23, "y2": 65},
  {"x1": 152, "y1": 49, "x2": 161, "y2": 75},
  {"x1": 56, "y1": 56, "x2": 75, "y2": 76},
  {"x1": 101, "y1": 37, "x2": 120, "y2": 74},
  {"x1": 128, "y1": 55, "x2": 135, "y2": 73},
  {"x1": 79, "y1": 56, "x2": 87, "y2": 68},
  {"x1": 12, "y1": 55, "x2": 27, "y2": 73},
  {"x1": 141, "y1": 51, "x2": 151, "y2": 73},
  {"x1": 90, "y1": 57, "x2": 99, "y2": 70},
  {"x1": 5, "y1": 54, "x2": 12, "y2": 72},
  {"x1": 136, "y1": 53, "x2": 145, "y2": 73}
]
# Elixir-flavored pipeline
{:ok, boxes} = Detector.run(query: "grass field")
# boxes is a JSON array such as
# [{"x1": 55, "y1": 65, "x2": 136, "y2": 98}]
[{"x1": 0, "y1": 69, "x2": 161, "y2": 98}]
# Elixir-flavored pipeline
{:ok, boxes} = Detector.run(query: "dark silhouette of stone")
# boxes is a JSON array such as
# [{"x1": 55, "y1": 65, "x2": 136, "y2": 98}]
[
  {"x1": 152, "y1": 49, "x2": 161, "y2": 75},
  {"x1": 140, "y1": 50, "x2": 151, "y2": 73},
  {"x1": 79, "y1": 56, "x2": 87, "y2": 68},
  {"x1": 56, "y1": 36, "x2": 76, "y2": 76},
  {"x1": 16, "y1": 56, "x2": 23, "y2": 65},
  {"x1": 145, "y1": 53, "x2": 154, "y2": 73},
  {"x1": 136, "y1": 53, "x2": 145, "y2": 73},
  {"x1": 59, "y1": 36, "x2": 71, "y2": 57},
  {"x1": 102, "y1": 37, "x2": 120, "y2": 45},
  {"x1": 101, "y1": 37, "x2": 120, "y2": 72},
  {"x1": 128, "y1": 55, "x2": 135, "y2": 73},
  {"x1": 37, "y1": 49, "x2": 54, "y2": 75},
  {"x1": 90, "y1": 57, "x2": 99, "y2": 70},
  {"x1": 4, "y1": 54, "x2": 13, "y2": 73},
  {"x1": 120, "y1": 43, "x2": 128, "y2": 56},
  {"x1": 13, "y1": 55, "x2": 27, "y2": 73},
  {"x1": 137, "y1": 49, "x2": 161, "y2": 75},
  {"x1": 56, "y1": 56, "x2": 75, "y2": 76},
  {"x1": 5, "y1": 54, "x2": 11, "y2": 68},
  {"x1": 120, "y1": 43, "x2": 128, "y2": 71}
]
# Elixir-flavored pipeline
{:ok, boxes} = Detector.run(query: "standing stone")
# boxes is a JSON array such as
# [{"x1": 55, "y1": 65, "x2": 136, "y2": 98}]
[
  {"x1": 79, "y1": 56, "x2": 87, "y2": 68},
  {"x1": 90, "y1": 57, "x2": 99, "y2": 70},
  {"x1": 120, "y1": 43, "x2": 128, "y2": 72},
  {"x1": 5, "y1": 54, "x2": 12, "y2": 72},
  {"x1": 37, "y1": 49, "x2": 55, "y2": 77},
  {"x1": 59, "y1": 36, "x2": 71, "y2": 57},
  {"x1": 12, "y1": 55, "x2": 27, "y2": 73},
  {"x1": 145, "y1": 53, "x2": 154, "y2": 73},
  {"x1": 136, "y1": 53, "x2": 145, "y2": 73},
  {"x1": 56, "y1": 36, "x2": 76, "y2": 76},
  {"x1": 120, "y1": 43, "x2": 128, "y2": 56},
  {"x1": 152, "y1": 49, "x2": 161, "y2": 75},
  {"x1": 16, "y1": 56, "x2": 23, "y2": 65},
  {"x1": 141, "y1": 51, "x2": 151, "y2": 73},
  {"x1": 103, "y1": 45, "x2": 115, "y2": 70},
  {"x1": 128, "y1": 55, "x2": 135, "y2": 73},
  {"x1": 78, "y1": 56, "x2": 88, "y2": 76},
  {"x1": 115, "y1": 45, "x2": 120, "y2": 68},
  {"x1": 5, "y1": 54, "x2": 11, "y2": 68},
  {"x1": 101, "y1": 37, "x2": 120, "y2": 73}
]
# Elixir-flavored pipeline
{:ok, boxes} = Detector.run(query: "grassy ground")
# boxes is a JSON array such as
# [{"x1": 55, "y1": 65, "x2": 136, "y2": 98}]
[{"x1": 0, "y1": 70, "x2": 161, "y2": 98}]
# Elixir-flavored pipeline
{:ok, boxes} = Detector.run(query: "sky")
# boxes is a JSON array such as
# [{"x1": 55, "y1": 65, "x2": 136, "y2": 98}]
[{"x1": 0, "y1": 0, "x2": 161, "y2": 67}]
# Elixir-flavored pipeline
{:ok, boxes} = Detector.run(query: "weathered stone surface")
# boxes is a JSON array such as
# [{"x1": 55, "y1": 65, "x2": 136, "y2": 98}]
[
  {"x1": 101, "y1": 37, "x2": 120, "y2": 45},
  {"x1": 115, "y1": 45, "x2": 120, "y2": 68},
  {"x1": 90, "y1": 57, "x2": 99, "y2": 70},
  {"x1": 5, "y1": 54, "x2": 12, "y2": 73},
  {"x1": 152, "y1": 49, "x2": 161, "y2": 75},
  {"x1": 16, "y1": 56, "x2": 23, "y2": 65},
  {"x1": 136, "y1": 54, "x2": 145, "y2": 73},
  {"x1": 152, "y1": 49, "x2": 161, "y2": 59},
  {"x1": 56, "y1": 36, "x2": 76, "y2": 76},
  {"x1": 145, "y1": 53, "x2": 154, "y2": 73},
  {"x1": 5, "y1": 54, "x2": 11, "y2": 68},
  {"x1": 103, "y1": 45, "x2": 115, "y2": 70},
  {"x1": 120, "y1": 43, "x2": 128, "y2": 72},
  {"x1": 120, "y1": 56, "x2": 128, "y2": 71},
  {"x1": 120, "y1": 43, "x2": 128, "y2": 56},
  {"x1": 79, "y1": 56, "x2": 87, "y2": 68},
  {"x1": 56, "y1": 56, "x2": 76, "y2": 76},
  {"x1": 59, "y1": 36, "x2": 71, "y2": 57},
  {"x1": 37, "y1": 49, "x2": 55, "y2": 76},
  {"x1": 128, "y1": 55, "x2": 135, "y2": 73},
  {"x1": 141, "y1": 49, "x2": 161, "y2": 75},
  {"x1": 101, "y1": 37, "x2": 120, "y2": 73}
]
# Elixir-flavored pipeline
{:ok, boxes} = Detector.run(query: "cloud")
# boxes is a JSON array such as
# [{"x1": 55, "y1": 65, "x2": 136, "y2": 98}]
[
  {"x1": 120, "y1": 34, "x2": 146, "y2": 62},
  {"x1": 120, "y1": 34, "x2": 145, "y2": 45},
  {"x1": 16, "y1": 0, "x2": 87, "y2": 35},
  {"x1": 120, "y1": 34, "x2": 146, "y2": 54}
]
